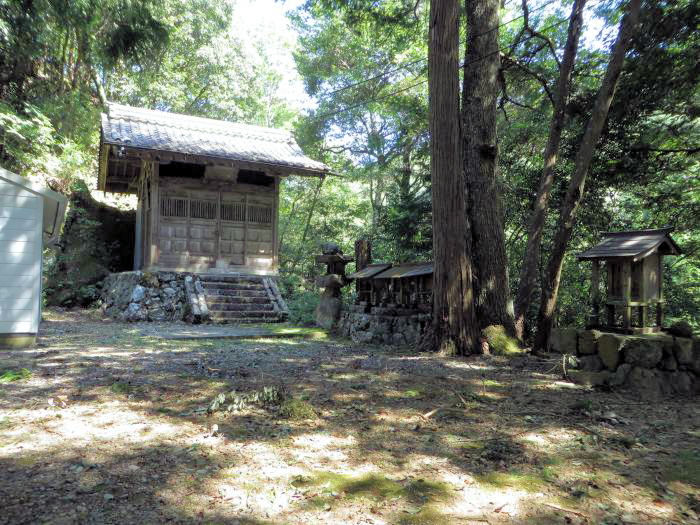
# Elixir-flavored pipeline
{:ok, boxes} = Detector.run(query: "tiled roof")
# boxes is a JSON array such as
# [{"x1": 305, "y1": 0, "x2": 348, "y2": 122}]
[
  {"x1": 100, "y1": 103, "x2": 329, "y2": 174},
  {"x1": 577, "y1": 228, "x2": 681, "y2": 261}
]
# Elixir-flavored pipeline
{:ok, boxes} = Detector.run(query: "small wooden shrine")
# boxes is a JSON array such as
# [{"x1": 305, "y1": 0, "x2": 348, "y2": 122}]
[
  {"x1": 348, "y1": 261, "x2": 433, "y2": 311},
  {"x1": 98, "y1": 102, "x2": 328, "y2": 275},
  {"x1": 577, "y1": 228, "x2": 681, "y2": 333}
]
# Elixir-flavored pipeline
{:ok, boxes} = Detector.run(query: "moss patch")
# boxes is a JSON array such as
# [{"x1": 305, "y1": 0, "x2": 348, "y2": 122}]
[
  {"x1": 279, "y1": 398, "x2": 316, "y2": 420},
  {"x1": 0, "y1": 368, "x2": 32, "y2": 383},
  {"x1": 291, "y1": 472, "x2": 454, "y2": 506},
  {"x1": 482, "y1": 325, "x2": 523, "y2": 356},
  {"x1": 662, "y1": 449, "x2": 700, "y2": 486},
  {"x1": 476, "y1": 469, "x2": 551, "y2": 493}
]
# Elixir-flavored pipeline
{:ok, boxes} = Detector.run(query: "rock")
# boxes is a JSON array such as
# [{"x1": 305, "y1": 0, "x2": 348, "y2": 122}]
[
  {"x1": 578, "y1": 330, "x2": 602, "y2": 355},
  {"x1": 609, "y1": 363, "x2": 632, "y2": 387},
  {"x1": 320, "y1": 242, "x2": 342, "y2": 255},
  {"x1": 669, "y1": 372, "x2": 694, "y2": 395},
  {"x1": 579, "y1": 355, "x2": 603, "y2": 372},
  {"x1": 673, "y1": 337, "x2": 694, "y2": 365},
  {"x1": 162, "y1": 287, "x2": 177, "y2": 297},
  {"x1": 131, "y1": 285, "x2": 146, "y2": 303},
  {"x1": 667, "y1": 320, "x2": 694, "y2": 338},
  {"x1": 661, "y1": 354, "x2": 678, "y2": 371},
  {"x1": 693, "y1": 339, "x2": 700, "y2": 374},
  {"x1": 548, "y1": 327, "x2": 577, "y2": 354},
  {"x1": 626, "y1": 366, "x2": 665, "y2": 399},
  {"x1": 624, "y1": 337, "x2": 663, "y2": 368},
  {"x1": 123, "y1": 302, "x2": 147, "y2": 322},
  {"x1": 567, "y1": 370, "x2": 610, "y2": 387},
  {"x1": 159, "y1": 272, "x2": 176, "y2": 282},
  {"x1": 598, "y1": 333, "x2": 626, "y2": 369}
]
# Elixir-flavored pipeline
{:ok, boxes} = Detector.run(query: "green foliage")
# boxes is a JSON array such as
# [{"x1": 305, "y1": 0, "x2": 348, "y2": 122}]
[
  {"x1": 481, "y1": 325, "x2": 523, "y2": 356},
  {"x1": 286, "y1": 291, "x2": 320, "y2": 327},
  {"x1": 0, "y1": 369, "x2": 32, "y2": 383},
  {"x1": 279, "y1": 398, "x2": 316, "y2": 420}
]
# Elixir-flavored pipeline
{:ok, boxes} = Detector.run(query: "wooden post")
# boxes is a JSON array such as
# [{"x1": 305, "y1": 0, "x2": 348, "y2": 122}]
[
  {"x1": 355, "y1": 239, "x2": 371, "y2": 296},
  {"x1": 606, "y1": 304, "x2": 616, "y2": 327},
  {"x1": 656, "y1": 255, "x2": 664, "y2": 327},
  {"x1": 621, "y1": 260, "x2": 632, "y2": 330},
  {"x1": 639, "y1": 305, "x2": 647, "y2": 328},
  {"x1": 591, "y1": 260, "x2": 600, "y2": 326}
]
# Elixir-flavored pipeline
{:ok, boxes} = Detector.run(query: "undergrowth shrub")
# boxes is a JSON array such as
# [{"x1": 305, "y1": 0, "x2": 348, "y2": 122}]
[{"x1": 482, "y1": 325, "x2": 523, "y2": 356}]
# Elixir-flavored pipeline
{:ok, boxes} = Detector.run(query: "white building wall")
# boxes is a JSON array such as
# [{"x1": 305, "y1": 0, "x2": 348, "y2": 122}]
[{"x1": 0, "y1": 179, "x2": 42, "y2": 335}]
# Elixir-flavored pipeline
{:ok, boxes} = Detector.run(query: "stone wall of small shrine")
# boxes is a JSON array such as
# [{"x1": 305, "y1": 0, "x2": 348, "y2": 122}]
[
  {"x1": 549, "y1": 327, "x2": 699, "y2": 398},
  {"x1": 338, "y1": 305, "x2": 430, "y2": 345}
]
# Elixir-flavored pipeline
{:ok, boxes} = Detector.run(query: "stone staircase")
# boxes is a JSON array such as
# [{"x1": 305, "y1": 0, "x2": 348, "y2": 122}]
[{"x1": 200, "y1": 275, "x2": 289, "y2": 324}]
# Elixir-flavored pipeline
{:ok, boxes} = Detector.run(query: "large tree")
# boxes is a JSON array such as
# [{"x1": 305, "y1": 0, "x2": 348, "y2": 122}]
[
  {"x1": 513, "y1": 0, "x2": 587, "y2": 340},
  {"x1": 462, "y1": 0, "x2": 515, "y2": 333},
  {"x1": 429, "y1": 0, "x2": 479, "y2": 355},
  {"x1": 534, "y1": 0, "x2": 642, "y2": 351}
]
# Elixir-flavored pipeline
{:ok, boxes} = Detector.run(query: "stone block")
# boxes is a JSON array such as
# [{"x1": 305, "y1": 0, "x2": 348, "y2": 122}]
[
  {"x1": 567, "y1": 370, "x2": 610, "y2": 387},
  {"x1": 624, "y1": 337, "x2": 663, "y2": 368},
  {"x1": 609, "y1": 363, "x2": 632, "y2": 387},
  {"x1": 548, "y1": 327, "x2": 577, "y2": 354},
  {"x1": 673, "y1": 337, "x2": 694, "y2": 365},
  {"x1": 130, "y1": 284, "x2": 146, "y2": 303},
  {"x1": 626, "y1": 367, "x2": 667, "y2": 399},
  {"x1": 669, "y1": 372, "x2": 694, "y2": 395},
  {"x1": 579, "y1": 355, "x2": 603, "y2": 372},
  {"x1": 598, "y1": 333, "x2": 626, "y2": 369},
  {"x1": 315, "y1": 296, "x2": 342, "y2": 330},
  {"x1": 661, "y1": 354, "x2": 678, "y2": 371},
  {"x1": 578, "y1": 330, "x2": 602, "y2": 355}
]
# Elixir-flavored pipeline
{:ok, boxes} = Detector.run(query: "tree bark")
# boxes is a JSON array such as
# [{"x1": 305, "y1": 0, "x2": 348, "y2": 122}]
[
  {"x1": 429, "y1": 0, "x2": 479, "y2": 355},
  {"x1": 463, "y1": 0, "x2": 515, "y2": 334},
  {"x1": 513, "y1": 0, "x2": 587, "y2": 340},
  {"x1": 534, "y1": 0, "x2": 642, "y2": 351}
]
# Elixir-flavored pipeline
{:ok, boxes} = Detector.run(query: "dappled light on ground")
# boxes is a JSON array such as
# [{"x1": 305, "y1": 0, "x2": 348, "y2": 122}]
[{"x1": 0, "y1": 308, "x2": 697, "y2": 523}]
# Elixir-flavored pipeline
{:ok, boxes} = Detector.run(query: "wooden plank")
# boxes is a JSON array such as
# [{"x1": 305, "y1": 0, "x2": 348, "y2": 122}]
[
  {"x1": 0, "y1": 194, "x2": 39, "y2": 208},
  {"x1": 0, "y1": 239, "x2": 36, "y2": 253},
  {"x1": 272, "y1": 175, "x2": 279, "y2": 270},
  {"x1": 591, "y1": 260, "x2": 600, "y2": 325},
  {"x1": 0, "y1": 321, "x2": 34, "y2": 332},
  {"x1": 149, "y1": 162, "x2": 160, "y2": 268}
]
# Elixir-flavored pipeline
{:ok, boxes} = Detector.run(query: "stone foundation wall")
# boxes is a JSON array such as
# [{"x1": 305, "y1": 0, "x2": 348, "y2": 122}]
[
  {"x1": 338, "y1": 305, "x2": 430, "y2": 345},
  {"x1": 550, "y1": 328, "x2": 699, "y2": 397},
  {"x1": 99, "y1": 271, "x2": 208, "y2": 323}
]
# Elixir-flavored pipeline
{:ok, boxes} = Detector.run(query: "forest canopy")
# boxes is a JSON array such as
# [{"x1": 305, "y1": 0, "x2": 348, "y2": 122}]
[{"x1": 0, "y1": 0, "x2": 697, "y2": 336}]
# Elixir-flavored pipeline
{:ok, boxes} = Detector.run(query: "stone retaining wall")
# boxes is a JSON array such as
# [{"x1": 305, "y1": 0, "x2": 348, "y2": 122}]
[
  {"x1": 99, "y1": 271, "x2": 208, "y2": 323},
  {"x1": 338, "y1": 305, "x2": 430, "y2": 345},
  {"x1": 549, "y1": 328, "x2": 699, "y2": 397}
]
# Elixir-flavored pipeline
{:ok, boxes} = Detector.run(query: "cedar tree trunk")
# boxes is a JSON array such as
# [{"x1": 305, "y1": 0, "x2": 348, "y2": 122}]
[
  {"x1": 462, "y1": 0, "x2": 515, "y2": 334},
  {"x1": 534, "y1": 0, "x2": 642, "y2": 351},
  {"x1": 429, "y1": 0, "x2": 479, "y2": 355},
  {"x1": 513, "y1": 0, "x2": 587, "y2": 340}
]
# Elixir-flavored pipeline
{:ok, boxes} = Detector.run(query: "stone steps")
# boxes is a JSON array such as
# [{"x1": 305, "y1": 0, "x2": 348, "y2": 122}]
[
  {"x1": 205, "y1": 289, "x2": 268, "y2": 298},
  {"x1": 207, "y1": 302, "x2": 274, "y2": 312},
  {"x1": 210, "y1": 310, "x2": 282, "y2": 322},
  {"x1": 201, "y1": 275, "x2": 288, "y2": 324}
]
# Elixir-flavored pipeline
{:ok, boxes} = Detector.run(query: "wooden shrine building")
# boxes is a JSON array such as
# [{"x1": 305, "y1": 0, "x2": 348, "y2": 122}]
[
  {"x1": 98, "y1": 103, "x2": 328, "y2": 274},
  {"x1": 577, "y1": 228, "x2": 681, "y2": 333}
]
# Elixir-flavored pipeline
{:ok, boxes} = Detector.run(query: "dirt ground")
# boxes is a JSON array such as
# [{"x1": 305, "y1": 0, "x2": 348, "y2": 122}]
[{"x1": 0, "y1": 309, "x2": 698, "y2": 525}]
